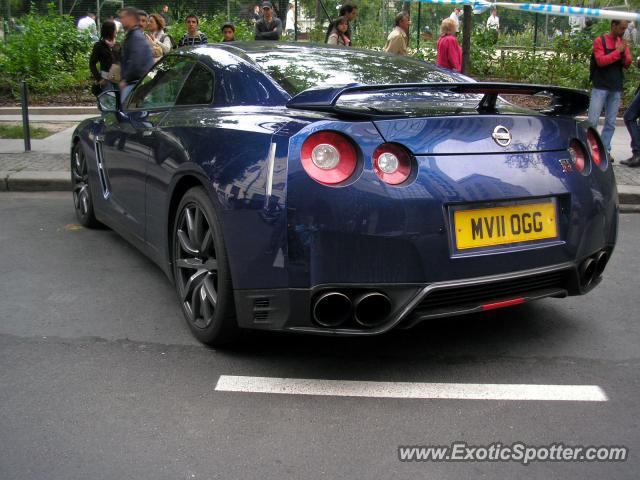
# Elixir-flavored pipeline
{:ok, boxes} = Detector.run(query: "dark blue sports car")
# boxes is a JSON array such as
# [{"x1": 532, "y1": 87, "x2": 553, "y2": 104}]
[{"x1": 71, "y1": 43, "x2": 618, "y2": 345}]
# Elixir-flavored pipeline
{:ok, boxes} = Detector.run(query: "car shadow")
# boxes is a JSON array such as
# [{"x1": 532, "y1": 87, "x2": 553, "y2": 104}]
[{"x1": 216, "y1": 301, "x2": 581, "y2": 381}]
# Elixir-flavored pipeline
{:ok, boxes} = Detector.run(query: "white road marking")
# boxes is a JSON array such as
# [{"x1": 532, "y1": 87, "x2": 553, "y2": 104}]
[{"x1": 215, "y1": 376, "x2": 608, "y2": 402}]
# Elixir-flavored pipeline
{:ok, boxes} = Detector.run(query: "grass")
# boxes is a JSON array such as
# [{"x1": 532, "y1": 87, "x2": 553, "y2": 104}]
[{"x1": 0, "y1": 124, "x2": 55, "y2": 139}]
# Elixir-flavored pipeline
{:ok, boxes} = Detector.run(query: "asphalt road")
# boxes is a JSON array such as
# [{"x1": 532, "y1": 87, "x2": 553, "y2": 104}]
[{"x1": 1, "y1": 192, "x2": 639, "y2": 480}]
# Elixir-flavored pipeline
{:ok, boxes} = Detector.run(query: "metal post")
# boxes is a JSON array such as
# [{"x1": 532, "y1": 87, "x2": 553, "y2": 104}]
[
  {"x1": 461, "y1": 5, "x2": 472, "y2": 74},
  {"x1": 416, "y1": 2, "x2": 421, "y2": 50},
  {"x1": 59, "y1": 0, "x2": 63, "y2": 15},
  {"x1": 226, "y1": 0, "x2": 230, "y2": 22},
  {"x1": 20, "y1": 81, "x2": 31, "y2": 152},
  {"x1": 533, "y1": 13, "x2": 539, "y2": 55},
  {"x1": 294, "y1": 0, "x2": 298, "y2": 41}
]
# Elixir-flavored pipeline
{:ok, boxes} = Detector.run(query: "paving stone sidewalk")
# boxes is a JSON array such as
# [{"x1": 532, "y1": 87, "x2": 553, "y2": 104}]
[{"x1": 0, "y1": 153, "x2": 67, "y2": 172}]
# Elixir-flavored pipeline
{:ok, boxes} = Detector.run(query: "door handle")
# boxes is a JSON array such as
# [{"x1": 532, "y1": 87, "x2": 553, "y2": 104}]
[{"x1": 142, "y1": 130, "x2": 154, "y2": 137}]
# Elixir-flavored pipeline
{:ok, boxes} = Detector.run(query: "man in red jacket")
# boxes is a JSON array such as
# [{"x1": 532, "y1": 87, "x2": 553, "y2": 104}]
[{"x1": 588, "y1": 19, "x2": 632, "y2": 161}]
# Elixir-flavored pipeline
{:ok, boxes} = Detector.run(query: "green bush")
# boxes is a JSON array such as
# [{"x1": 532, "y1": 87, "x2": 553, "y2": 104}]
[{"x1": 0, "y1": 4, "x2": 92, "y2": 96}]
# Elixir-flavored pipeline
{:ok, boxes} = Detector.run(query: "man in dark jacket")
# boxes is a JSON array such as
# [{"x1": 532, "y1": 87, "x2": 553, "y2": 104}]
[
  {"x1": 118, "y1": 6, "x2": 153, "y2": 101},
  {"x1": 254, "y1": 2, "x2": 282, "y2": 40}
]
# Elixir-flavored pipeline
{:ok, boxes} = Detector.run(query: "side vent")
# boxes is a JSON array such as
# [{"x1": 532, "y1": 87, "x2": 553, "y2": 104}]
[{"x1": 253, "y1": 298, "x2": 271, "y2": 323}]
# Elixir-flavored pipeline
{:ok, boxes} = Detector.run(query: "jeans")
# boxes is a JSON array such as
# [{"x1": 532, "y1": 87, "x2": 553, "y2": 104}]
[
  {"x1": 120, "y1": 82, "x2": 137, "y2": 104},
  {"x1": 588, "y1": 88, "x2": 622, "y2": 152},
  {"x1": 623, "y1": 88, "x2": 640, "y2": 155}
]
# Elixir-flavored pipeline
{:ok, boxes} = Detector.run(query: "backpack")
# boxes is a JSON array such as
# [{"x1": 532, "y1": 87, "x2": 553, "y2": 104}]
[{"x1": 589, "y1": 35, "x2": 607, "y2": 82}]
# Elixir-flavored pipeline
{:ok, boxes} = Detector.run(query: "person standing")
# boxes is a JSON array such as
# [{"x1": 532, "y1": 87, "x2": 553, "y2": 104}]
[
  {"x1": 449, "y1": 7, "x2": 461, "y2": 33},
  {"x1": 119, "y1": 7, "x2": 153, "y2": 101},
  {"x1": 221, "y1": 23, "x2": 236, "y2": 42},
  {"x1": 384, "y1": 12, "x2": 410, "y2": 56},
  {"x1": 622, "y1": 56, "x2": 640, "y2": 167},
  {"x1": 89, "y1": 20, "x2": 120, "y2": 95},
  {"x1": 338, "y1": 2, "x2": 358, "y2": 45},
  {"x1": 77, "y1": 12, "x2": 98, "y2": 41},
  {"x1": 588, "y1": 19, "x2": 632, "y2": 160},
  {"x1": 252, "y1": 5, "x2": 262, "y2": 22},
  {"x1": 486, "y1": 9, "x2": 499, "y2": 31},
  {"x1": 160, "y1": 5, "x2": 170, "y2": 25},
  {"x1": 255, "y1": 2, "x2": 282, "y2": 41},
  {"x1": 146, "y1": 13, "x2": 172, "y2": 62},
  {"x1": 285, "y1": 3, "x2": 295, "y2": 37},
  {"x1": 138, "y1": 10, "x2": 148, "y2": 30},
  {"x1": 325, "y1": 17, "x2": 350, "y2": 47},
  {"x1": 178, "y1": 15, "x2": 208, "y2": 47},
  {"x1": 436, "y1": 18, "x2": 462, "y2": 72}
]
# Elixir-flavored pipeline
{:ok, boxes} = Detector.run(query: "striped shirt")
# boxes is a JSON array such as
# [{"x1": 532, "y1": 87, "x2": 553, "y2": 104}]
[{"x1": 178, "y1": 31, "x2": 208, "y2": 47}]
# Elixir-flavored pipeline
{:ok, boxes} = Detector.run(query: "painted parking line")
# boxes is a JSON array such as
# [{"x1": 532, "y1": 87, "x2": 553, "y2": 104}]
[{"x1": 215, "y1": 376, "x2": 608, "y2": 402}]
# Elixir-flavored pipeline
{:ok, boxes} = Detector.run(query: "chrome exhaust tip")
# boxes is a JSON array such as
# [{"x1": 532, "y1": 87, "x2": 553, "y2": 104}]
[
  {"x1": 579, "y1": 257, "x2": 596, "y2": 289},
  {"x1": 354, "y1": 292, "x2": 392, "y2": 328},
  {"x1": 312, "y1": 292, "x2": 353, "y2": 328},
  {"x1": 594, "y1": 250, "x2": 609, "y2": 278}
]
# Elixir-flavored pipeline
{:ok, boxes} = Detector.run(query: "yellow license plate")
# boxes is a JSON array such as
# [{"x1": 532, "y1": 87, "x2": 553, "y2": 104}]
[{"x1": 453, "y1": 201, "x2": 558, "y2": 250}]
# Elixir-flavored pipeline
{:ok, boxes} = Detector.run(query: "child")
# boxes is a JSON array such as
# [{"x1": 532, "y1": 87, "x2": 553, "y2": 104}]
[{"x1": 221, "y1": 23, "x2": 235, "y2": 42}]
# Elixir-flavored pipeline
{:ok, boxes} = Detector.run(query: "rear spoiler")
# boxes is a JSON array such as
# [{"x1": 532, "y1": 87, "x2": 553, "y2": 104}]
[{"x1": 286, "y1": 82, "x2": 590, "y2": 117}]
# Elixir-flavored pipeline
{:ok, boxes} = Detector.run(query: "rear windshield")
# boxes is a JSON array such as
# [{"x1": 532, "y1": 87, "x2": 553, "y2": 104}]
[{"x1": 247, "y1": 46, "x2": 459, "y2": 96}]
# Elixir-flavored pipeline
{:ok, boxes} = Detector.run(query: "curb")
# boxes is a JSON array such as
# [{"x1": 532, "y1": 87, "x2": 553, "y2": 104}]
[
  {"x1": 618, "y1": 185, "x2": 640, "y2": 205},
  {"x1": 1, "y1": 171, "x2": 70, "y2": 191},
  {"x1": 0, "y1": 106, "x2": 99, "y2": 116}
]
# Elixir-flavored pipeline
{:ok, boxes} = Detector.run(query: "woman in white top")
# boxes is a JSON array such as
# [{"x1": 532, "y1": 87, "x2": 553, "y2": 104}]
[
  {"x1": 326, "y1": 16, "x2": 350, "y2": 47},
  {"x1": 146, "y1": 13, "x2": 172, "y2": 62}
]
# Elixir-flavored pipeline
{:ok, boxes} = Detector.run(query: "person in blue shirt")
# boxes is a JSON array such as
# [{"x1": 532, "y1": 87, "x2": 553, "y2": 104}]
[{"x1": 118, "y1": 6, "x2": 154, "y2": 102}]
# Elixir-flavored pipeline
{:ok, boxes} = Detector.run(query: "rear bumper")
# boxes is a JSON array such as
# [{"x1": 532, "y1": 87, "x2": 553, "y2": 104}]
[{"x1": 234, "y1": 253, "x2": 610, "y2": 336}]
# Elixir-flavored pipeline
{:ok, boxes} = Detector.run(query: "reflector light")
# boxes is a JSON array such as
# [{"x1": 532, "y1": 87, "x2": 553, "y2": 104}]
[
  {"x1": 301, "y1": 132, "x2": 358, "y2": 185},
  {"x1": 586, "y1": 129, "x2": 602, "y2": 167},
  {"x1": 482, "y1": 298, "x2": 525, "y2": 311},
  {"x1": 568, "y1": 139, "x2": 587, "y2": 174}
]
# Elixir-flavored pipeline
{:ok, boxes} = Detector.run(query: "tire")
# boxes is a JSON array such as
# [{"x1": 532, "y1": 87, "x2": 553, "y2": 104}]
[
  {"x1": 71, "y1": 142, "x2": 100, "y2": 228},
  {"x1": 171, "y1": 186, "x2": 239, "y2": 346}
]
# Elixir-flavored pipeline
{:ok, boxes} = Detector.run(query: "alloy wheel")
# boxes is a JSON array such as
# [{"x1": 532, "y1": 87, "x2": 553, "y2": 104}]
[
  {"x1": 174, "y1": 202, "x2": 219, "y2": 330},
  {"x1": 72, "y1": 148, "x2": 90, "y2": 217}
]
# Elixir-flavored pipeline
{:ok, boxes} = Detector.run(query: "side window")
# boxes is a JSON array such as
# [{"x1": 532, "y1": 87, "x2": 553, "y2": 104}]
[
  {"x1": 126, "y1": 57, "x2": 194, "y2": 110},
  {"x1": 175, "y1": 63, "x2": 214, "y2": 106}
]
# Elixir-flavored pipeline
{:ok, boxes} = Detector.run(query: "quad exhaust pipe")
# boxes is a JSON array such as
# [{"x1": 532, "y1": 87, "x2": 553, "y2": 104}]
[
  {"x1": 353, "y1": 292, "x2": 392, "y2": 328},
  {"x1": 312, "y1": 292, "x2": 353, "y2": 328},
  {"x1": 579, "y1": 249, "x2": 610, "y2": 289},
  {"x1": 312, "y1": 290, "x2": 393, "y2": 328}
]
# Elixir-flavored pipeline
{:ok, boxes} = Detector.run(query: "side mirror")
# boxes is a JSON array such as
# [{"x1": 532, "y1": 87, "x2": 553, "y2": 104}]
[{"x1": 97, "y1": 90, "x2": 120, "y2": 113}]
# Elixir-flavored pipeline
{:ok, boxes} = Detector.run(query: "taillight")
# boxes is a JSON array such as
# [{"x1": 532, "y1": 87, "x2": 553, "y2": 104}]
[
  {"x1": 372, "y1": 143, "x2": 413, "y2": 185},
  {"x1": 301, "y1": 131, "x2": 358, "y2": 185},
  {"x1": 568, "y1": 139, "x2": 588, "y2": 174},
  {"x1": 586, "y1": 128, "x2": 603, "y2": 168}
]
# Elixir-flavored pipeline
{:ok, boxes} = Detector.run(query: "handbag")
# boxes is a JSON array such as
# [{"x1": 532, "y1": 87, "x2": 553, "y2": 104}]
[{"x1": 107, "y1": 63, "x2": 121, "y2": 83}]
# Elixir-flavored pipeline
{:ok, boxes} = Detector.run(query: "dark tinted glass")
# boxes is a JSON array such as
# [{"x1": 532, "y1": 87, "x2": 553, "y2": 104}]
[
  {"x1": 248, "y1": 47, "x2": 457, "y2": 95},
  {"x1": 127, "y1": 57, "x2": 194, "y2": 110},
  {"x1": 176, "y1": 63, "x2": 214, "y2": 105}
]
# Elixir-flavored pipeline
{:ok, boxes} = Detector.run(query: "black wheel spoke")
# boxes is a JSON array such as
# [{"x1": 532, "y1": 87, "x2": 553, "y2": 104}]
[
  {"x1": 177, "y1": 229, "x2": 199, "y2": 255},
  {"x1": 202, "y1": 274, "x2": 217, "y2": 307},
  {"x1": 200, "y1": 229, "x2": 213, "y2": 256},
  {"x1": 185, "y1": 207, "x2": 196, "y2": 244},
  {"x1": 182, "y1": 268, "x2": 208, "y2": 302}
]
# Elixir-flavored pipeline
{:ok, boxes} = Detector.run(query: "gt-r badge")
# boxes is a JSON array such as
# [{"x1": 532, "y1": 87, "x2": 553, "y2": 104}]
[
  {"x1": 559, "y1": 158, "x2": 573, "y2": 173},
  {"x1": 492, "y1": 125, "x2": 512, "y2": 147}
]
